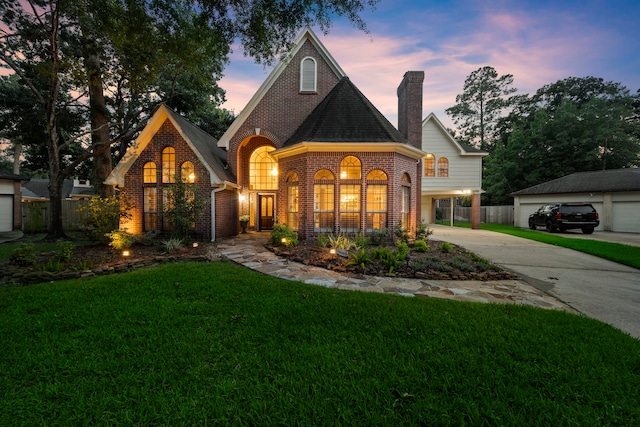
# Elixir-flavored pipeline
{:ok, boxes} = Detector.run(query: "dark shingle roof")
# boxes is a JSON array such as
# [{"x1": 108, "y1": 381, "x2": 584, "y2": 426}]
[
  {"x1": 21, "y1": 179, "x2": 86, "y2": 199},
  {"x1": 511, "y1": 169, "x2": 640, "y2": 196},
  {"x1": 163, "y1": 107, "x2": 236, "y2": 183},
  {"x1": 0, "y1": 170, "x2": 29, "y2": 181},
  {"x1": 285, "y1": 77, "x2": 409, "y2": 146}
]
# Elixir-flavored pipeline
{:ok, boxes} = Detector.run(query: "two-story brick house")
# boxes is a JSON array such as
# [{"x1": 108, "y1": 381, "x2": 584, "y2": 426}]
[{"x1": 106, "y1": 27, "x2": 483, "y2": 241}]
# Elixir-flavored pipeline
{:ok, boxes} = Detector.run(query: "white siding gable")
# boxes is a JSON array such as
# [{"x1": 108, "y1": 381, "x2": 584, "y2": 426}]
[{"x1": 420, "y1": 115, "x2": 485, "y2": 193}]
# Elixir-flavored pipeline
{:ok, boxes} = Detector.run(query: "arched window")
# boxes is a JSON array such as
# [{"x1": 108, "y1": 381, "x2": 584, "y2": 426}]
[
  {"x1": 286, "y1": 172, "x2": 299, "y2": 231},
  {"x1": 181, "y1": 161, "x2": 195, "y2": 183},
  {"x1": 143, "y1": 162, "x2": 157, "y2": 183},
  {"x1": 437, "y1": 157, "x2": 449, "y2": 177},
  {"x1": 300, "y1": 57, "x2": 317, "y2": 92},
  {"x1": 366, "y1": 169, "x2": 387, "y2": 231},
  {"x1": 314, "y1": 169, "x2": 334, "y2": 232},
  {"x1": 339, "y1": 156, "x2": 361, "y2": 179},
  {"x1": 162, "y1": 147, "x2": 175, "y2": 183},
  {"x1": 424, "y1": 153, "x2": 435, "y2": 177},
  {"x1": 249, "y1": 146, "x2": 278, "y2": 190},
  {"x1": 401, "y1": 173, "x2": 411, "y2": 229}
]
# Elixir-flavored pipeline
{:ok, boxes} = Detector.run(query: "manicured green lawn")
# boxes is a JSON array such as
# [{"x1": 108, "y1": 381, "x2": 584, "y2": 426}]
[
  {"x1": 453, "y1": 222, "x2": 640, "y2": 270},
  {"x1": 1, "y1": 261, "x2": 639, "y2": 425}
]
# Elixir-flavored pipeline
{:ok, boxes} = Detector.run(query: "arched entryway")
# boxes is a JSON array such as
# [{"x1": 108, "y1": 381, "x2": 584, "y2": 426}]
[{"x1": 238, "y1": 138, "x2": 278, "y2": 231}]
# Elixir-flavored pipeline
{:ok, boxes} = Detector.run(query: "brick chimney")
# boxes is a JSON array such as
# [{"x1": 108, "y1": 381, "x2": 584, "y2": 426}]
[{"x1": 397, "y1": 71, "x2": 424, "y2": 149}]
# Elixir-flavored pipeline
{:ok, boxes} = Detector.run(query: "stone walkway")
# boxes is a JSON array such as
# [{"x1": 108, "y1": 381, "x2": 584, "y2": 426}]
[{"x1": 216, "y1": 232, "x2": 574, "y2": 313}]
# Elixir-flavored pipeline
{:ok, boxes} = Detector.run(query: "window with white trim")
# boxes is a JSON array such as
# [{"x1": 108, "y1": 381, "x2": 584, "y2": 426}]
[
  {"x1": 366, "y1": 169, "x2": 387, "y2": 232},
  {"x1": 286, "y1": 172, "x2": 299, "y2": 231},
  {"x1": 314, "y1": 169, "x2": 334, "y2": 232}
]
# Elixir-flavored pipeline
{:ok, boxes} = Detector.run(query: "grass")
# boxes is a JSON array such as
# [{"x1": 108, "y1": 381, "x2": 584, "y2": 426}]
[
  {"x1": 1, "y1": 261, "x2": 639, "y2": 425},
  {"x1": 453, "y1": 222, "x2": 640, "y2": 270}
]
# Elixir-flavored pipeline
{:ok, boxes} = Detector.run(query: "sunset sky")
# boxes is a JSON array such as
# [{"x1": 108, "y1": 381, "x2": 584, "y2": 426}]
[{"x1": 219, "y1": 0, "x2": 640, "y2": 129}]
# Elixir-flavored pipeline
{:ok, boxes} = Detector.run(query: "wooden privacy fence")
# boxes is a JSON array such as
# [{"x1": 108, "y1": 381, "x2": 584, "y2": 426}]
[
  {"x1": 22, "y1": 200, "x2": 90, "y2": 232},
  {"x1": 439, "y1": 205, "x2": 514, "y2": 225}
]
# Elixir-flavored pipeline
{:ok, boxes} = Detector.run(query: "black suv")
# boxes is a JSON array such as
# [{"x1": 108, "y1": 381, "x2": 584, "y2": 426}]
[{"x1": 529, "y1": 203, "x2": 600, "y2": 234}]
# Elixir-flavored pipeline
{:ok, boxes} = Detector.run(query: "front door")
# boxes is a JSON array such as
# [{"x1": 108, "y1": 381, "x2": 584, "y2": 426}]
[{"x1": 259, "y1": 194, "x2": 275, "y2": 230}]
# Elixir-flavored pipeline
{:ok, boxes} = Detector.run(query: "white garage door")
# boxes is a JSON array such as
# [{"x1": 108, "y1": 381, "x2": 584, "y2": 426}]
[
  {"x1": 612, "y1": 202, "x2": 640, "y2": 233},
  {"x1": 0, "y1": 195, "x2": 13, "y2": 231}
]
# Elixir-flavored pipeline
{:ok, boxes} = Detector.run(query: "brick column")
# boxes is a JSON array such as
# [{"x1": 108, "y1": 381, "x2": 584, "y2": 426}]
[{"x1": 471, "y1": 193, "x2": 481, "y2": 229}]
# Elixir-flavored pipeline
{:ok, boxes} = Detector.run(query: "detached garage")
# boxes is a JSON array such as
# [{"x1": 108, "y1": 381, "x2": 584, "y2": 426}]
[
  {"x1": 0, "y1": 171, "x2": 30, "y2": 232},
  {"x1": 511, "y1": 169, "x2": 640, "y2": 233}
]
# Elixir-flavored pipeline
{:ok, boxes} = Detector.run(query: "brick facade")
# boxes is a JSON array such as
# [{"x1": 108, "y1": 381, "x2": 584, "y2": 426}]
[
  {"x1": 116, "y1": 30, "x2": 424, "y2": 242},
  {"x1": 122, "y1": 120, "x2": 217, "y2": 239}
]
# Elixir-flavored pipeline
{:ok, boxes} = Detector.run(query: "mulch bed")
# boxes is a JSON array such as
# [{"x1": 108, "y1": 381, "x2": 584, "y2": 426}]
[{"x1": 268, "y1": 239, "x2": 519, "y2": 281}]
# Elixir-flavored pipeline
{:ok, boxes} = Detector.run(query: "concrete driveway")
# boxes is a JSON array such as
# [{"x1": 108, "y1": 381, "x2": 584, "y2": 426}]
[{"x1": 430, "y1": 225, "x2": 640, "y2": 339}]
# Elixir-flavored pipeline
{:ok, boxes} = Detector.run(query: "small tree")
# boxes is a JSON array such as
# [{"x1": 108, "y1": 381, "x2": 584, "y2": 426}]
[
  {"x1": 77, "y1": 192, "x2": 134, "y2": 241},
  {"x1": 161, "y1": 180, "x2": 207, "y2": 240}
]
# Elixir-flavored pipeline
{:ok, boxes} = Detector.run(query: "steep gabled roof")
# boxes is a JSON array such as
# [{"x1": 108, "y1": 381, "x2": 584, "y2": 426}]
[
  {"x1": 285, "y1": 77, "x2": 409, "y2": 146},
  {"x1": 511, "y1": 169, "x2": 640, "y2": 196},
  {"x1": 217, "y1": 27, "x2": 346, "y2": 150},
  {"x1": 106, "y1": 104, "x2": 234, "y2": 187},
  {"x1": 422, "y1": 113, "x2": 488, "y2": 156}
]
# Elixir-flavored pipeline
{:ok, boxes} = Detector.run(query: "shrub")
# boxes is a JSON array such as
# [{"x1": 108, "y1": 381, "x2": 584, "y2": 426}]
[
  {"x1": 367, "y1": 228, "x2": 389, "y2": 246},
  {"x1": 415, "y1": 220, "x2": 433, "y2": 241},
  {"x1": 409, "y1": 256, "x2": 439, "y2": 272},
  {"x1": 327, "y1": 233, "x2": 354, "y2": 251},
  {"x1": 345, "y1": 248, "x2": 371, "y2": 270},
  {"x1": 440, "y1": 242, "x2": 454, "y2": 253},
  {"x1": 71, "y1": 260, "x2": 95, "y2": 271},
  {"x1": 106, "y1": 230, "x2": 136, "y2": 251},
  {"x1": 161, "y1": 180, "x2": 207, "y2": 240},
  {"x1": 449, "y1": 256, "x2": 475, "y2": 272},
  {"x1": 54, "y1": 241, "x2": 74, "y2": 262},
  {"x1": 162, "y1": 238, "x2": 184, "y2": 253},
  {"x1": 394, "y1": 222, "x2": 410, "y2": 244},
  {"x1": 377, "y1": 244, "x2": 409, "y2": 275},
  {"x1": 271, "y1": 224, "x2": 298, "y2": 247},
  {"x1": 317, "y1": 233, "x2": 330, "y2": 248},
  {"x1": 77, "y1": 193, "x2": 134, "y2": 241},
  {"x1": 413, "y1": 239, "x2": 429, "y2": 252},
  {"x1": 40, "y1": 259, "x2": 65, "y2": 273},
  {"x1": 9, "y1": 244, "x2": 36, "y2": 267},
  {"x1": 354, "y1": 232, "x2": 368, "y2": 250}
]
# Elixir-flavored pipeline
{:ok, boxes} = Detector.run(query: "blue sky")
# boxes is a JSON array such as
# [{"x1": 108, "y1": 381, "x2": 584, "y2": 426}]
[{"x1": 219, "y1": 0, "x2": 640, "y2": 129}]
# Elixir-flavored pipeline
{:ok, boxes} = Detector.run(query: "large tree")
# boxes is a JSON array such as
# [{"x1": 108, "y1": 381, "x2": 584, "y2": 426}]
[
  {"x1": 1, "y1": 0, "x2": 379, "y2": 240},
  {"x1": 483, "y1": 76, "x2": 640, "y2": 204},
  {"x1": 445, "y1": 66, "x2": 519, "y2": 151}
]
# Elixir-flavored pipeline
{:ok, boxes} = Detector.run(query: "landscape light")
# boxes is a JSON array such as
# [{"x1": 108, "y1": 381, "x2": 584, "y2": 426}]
[{"x1": 122, "y1": 250, "x2": 131, "y2": 257}]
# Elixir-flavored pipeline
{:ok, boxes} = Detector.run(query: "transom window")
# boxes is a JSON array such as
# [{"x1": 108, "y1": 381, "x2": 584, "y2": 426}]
[
  {"x1": 340, "y1": 156, "x2": 361, "y2": 179},
  {"x1": 162, "y1": 147, "x2": 175, "y2": 183},
  {"x1": 437, "y1": 157, "x2": 449, "y2": 177},
  {"x1": 300, "y1": 57, "x2": 317, "y2": 92},
  {"x1": 249, "y1": 146, "x2": 278, "y2": 190},
  {"x1": 424, "y1": 153, "x2": 435, "y2": 177},
  {"x1": 143, "y1": 162, "x2": 157, "y2": 183},
  {"x1": 181, "y1": 161, "x2": 195, "y2": 183}
]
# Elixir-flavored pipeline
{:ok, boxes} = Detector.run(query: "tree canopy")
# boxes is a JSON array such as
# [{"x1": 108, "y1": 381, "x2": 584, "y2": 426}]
[
  {"x1": 482, "y1": 76, "x2": 640, "y2": 204},
  {"x1": 1, "y1": 0, "x2": 379, "y2": 238}
]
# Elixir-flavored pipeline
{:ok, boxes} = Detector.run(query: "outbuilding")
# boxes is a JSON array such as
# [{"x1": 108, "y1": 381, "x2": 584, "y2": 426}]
[
  {"x1": 511, "y1": 169, "x2": 640, "y2": 233},
  {"x1": 0, "y1": 170, "x2": 29, "y2": 232}
]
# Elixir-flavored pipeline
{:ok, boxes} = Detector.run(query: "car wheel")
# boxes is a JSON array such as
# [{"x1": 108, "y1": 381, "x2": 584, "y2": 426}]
[
  {"x1": 546, "y1": 221, "x2": 556, "y2": 233},
  {"x1": 582, "y1": 227, "x2": 594, "y2": 234},
  {"x1": 529, "y1": 219, "x2": 536, "y2": 230}
]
